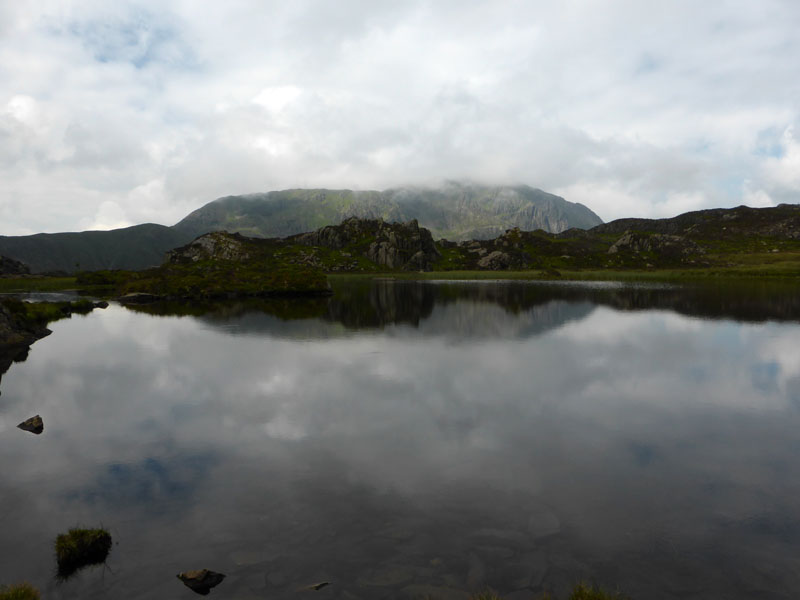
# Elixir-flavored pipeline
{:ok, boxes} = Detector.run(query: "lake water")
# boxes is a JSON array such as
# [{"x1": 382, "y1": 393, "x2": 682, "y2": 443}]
[{"x1": 1, "y1": 279, "x2": 800, "y2": 599}]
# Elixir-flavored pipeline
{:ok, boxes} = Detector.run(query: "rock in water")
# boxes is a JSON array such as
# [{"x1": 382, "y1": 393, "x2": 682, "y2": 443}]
[
  {"x1": 17, "y1": 414, "x2": 43, "y2": 435},
  {"x1": 177, "y1": 569, "x2": 226, "y2": 595},
  {"x1": 307, "y1": 581, "x2": 331, "y2": 590}
]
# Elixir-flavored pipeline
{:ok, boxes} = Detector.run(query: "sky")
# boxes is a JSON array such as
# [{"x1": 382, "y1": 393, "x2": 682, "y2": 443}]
[{"x1": 1, "y1": 0, "x2": 800, "y2": 235}]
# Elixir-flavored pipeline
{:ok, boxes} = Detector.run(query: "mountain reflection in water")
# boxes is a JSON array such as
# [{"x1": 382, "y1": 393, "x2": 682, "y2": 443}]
[{"x1": 0, "y1": 280, "x2": 799, "y2": 600}]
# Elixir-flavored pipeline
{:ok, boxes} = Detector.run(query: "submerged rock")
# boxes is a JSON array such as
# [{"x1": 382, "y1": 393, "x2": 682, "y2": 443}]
[
  {"x1": 17, "y1": 414, "x2": 43, "y2": 435},
  {"x1": 527, "y1": 507, "x2": 561, "y2": 539},
  {"x1": 177, "y1": 569, "x2": 226, "y2": 595}
]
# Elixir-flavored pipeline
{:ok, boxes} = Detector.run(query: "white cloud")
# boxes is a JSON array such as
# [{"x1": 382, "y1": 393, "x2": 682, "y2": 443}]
[{"x1": 1, "y1": 1, "x2": 800, "y2": 233}]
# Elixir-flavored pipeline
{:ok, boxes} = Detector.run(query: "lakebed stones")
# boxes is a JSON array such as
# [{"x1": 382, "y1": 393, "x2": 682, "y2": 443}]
[
  {"x1": 177, "y1": 569, "x2": 226, "y2": 595},
  {"x1": 17, "y1": 414, "x2": 43, "y2": 435},
  {"x1": 527, "y1": 507, "x2": 561, "y2": 540}
]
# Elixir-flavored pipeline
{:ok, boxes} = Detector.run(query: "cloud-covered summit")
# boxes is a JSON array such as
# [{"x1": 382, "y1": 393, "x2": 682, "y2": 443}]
[{"x1": 1, "y1": 1, "x2": 799, "y2": 234}]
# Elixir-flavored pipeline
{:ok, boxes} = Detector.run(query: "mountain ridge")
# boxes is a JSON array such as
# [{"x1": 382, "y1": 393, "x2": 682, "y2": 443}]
[
  {"x1": 173, "y1": 182, "x2": 603, "y2": 241},
  {"x1": 0, "y1": 183, "x2": 602, "y2": 273}
]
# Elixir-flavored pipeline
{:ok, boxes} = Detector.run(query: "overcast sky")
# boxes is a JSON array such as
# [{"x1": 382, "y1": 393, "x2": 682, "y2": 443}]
[{"x1": 1, "y1": 1, "x2": 799, "y2": 234}]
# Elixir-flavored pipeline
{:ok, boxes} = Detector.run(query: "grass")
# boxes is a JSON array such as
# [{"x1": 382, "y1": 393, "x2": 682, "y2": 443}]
[
  {"x1": 0, "y1": 584, "x2": 40, "y2": 600},
  {"x1": 0, "y1": 276, "x2": 77, "y2": 293},
  {"x1": 54, "y1": 527, "x2": 112, "y2": 579}
]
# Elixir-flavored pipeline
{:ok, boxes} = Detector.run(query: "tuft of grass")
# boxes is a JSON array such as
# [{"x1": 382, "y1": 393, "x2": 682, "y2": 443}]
[
  {"x1": 55, "y1": 527, "x2": 112, "y2": 580},
  {"x1": 465, "y1": 583, "x2": 626, "y2": 600},
  {"x1": 568, "y1": 582, "x2": 627, "y2": 600},
  {"x1": 0, "y1": 584, "x2": 40, "y2": 600}
]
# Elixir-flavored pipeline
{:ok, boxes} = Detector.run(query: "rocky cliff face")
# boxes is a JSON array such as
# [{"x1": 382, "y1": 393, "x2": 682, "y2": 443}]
[{"x1": 292, "y1": 217, "x2": 441, "y2": 271}]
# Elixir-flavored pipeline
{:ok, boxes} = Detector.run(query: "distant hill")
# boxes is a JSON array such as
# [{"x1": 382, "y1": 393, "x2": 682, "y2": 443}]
[
  {"x1": 0, "y1": 183, "x2": 603, "y2": 273},
  {"x1": 173, "y1": 183, "x2": 603, "y2": 241},
  {"x1": 0, "y1": 224, "x2": 193, "y2": 274}
]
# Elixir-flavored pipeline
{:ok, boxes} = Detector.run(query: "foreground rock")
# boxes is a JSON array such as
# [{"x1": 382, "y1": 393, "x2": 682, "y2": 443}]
[
  {"x1": 17, "y1": 414, "x2": 43, "y2": 435},
  {"x1": 177, "y1": 569, "x2": 226, "y2": 595}
]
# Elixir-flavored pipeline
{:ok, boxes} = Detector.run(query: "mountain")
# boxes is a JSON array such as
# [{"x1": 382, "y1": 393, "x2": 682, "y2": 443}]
[
  {"x1": 0, "y1": 224, "x2": 193, "y2": 274},
  {"x1": 173, "y1": 182, "x2": 603, "y2": 241},
  {"x1": 0, "y1": 183, "x2": 603, "y2": 273}
]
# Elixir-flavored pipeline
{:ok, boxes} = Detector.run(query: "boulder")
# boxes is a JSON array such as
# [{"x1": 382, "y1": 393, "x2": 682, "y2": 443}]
[
  {"x1": 167, "y1": 231, "x2": 251, "y2": 264},
  {"x1": 17, "y1": 414, "x2": 43, "y2": 435},
  {"x1": 477, "y1": 251, "x2": 512, "y2": 270}
]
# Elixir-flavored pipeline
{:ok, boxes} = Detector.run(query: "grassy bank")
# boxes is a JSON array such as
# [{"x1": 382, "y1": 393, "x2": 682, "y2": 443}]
[{"x1": 328, "y1": 264, "x2": 800, "y2": 284}]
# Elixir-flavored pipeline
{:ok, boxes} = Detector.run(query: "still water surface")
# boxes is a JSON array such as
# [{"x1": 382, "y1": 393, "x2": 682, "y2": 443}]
[{"x1": 1, "y1": 280, "x2": 800, "y2": 599}]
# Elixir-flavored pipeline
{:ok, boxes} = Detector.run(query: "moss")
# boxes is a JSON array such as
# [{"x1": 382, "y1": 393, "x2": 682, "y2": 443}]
[
  {"x1": 0, "y1": 584, "x2": 40, "y2": 600},
  {"x1": 54, "y1": 527, "x2": 112, "y2": 579}
]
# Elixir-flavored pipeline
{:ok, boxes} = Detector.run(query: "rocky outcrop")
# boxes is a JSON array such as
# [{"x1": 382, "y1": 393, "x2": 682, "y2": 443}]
[
  {"x1": 608, "y1": 231, "x2": 704, "y2": 258},
  {"x1": 477, "y1": 251, "x2": 513, "y2": 269},
  {"x1": 166, "y1": 231, "x2": 252, "y2": 264},
  {"x1": 0, "y1": 256, "x2": 30, "y2": 276},
  {"x1": 293, "y1": 217, "x2": 441, "y2": 271}
]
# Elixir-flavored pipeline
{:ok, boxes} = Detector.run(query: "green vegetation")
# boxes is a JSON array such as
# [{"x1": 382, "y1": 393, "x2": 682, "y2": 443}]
[
  {"x1": 0, "y1": 276, "x2": 77, "y2": 293},
  {"x1": 1, "y1": 297, "x2": 95, "y2": 327},
  {"x1": 55, "y1": 527, "x2": 112, "y2": 579},
  {"x1": 115, "y1": 260, "x2": 329, "y2": 298}
]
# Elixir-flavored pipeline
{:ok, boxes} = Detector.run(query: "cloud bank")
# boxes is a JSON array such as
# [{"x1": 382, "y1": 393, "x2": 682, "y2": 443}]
[{"x1": 1, "y1": 1, "x2": 799, "y2": 234}]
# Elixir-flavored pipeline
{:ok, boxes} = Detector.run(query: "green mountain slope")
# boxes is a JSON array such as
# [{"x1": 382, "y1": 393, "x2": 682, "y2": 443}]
[{"x1": 173, "y1": 183, "x2": 603, "y2": 241}]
